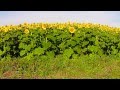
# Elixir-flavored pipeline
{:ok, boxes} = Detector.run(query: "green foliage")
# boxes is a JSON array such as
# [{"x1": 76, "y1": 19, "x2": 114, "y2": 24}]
[
  {"x1": 33, "y1": 47, "x2": 45, "y2": 56},
  {"x1": 63, "y1": 48, "x2": 74, "y2": 59},
  {"x1": 1, "y1": 26, "x2": 120, "y2": 60}
]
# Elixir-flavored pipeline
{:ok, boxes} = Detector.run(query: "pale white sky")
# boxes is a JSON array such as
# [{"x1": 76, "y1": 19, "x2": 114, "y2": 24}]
[{"x1": 0, "y1": 11, "x2": 120, "y2": 27}]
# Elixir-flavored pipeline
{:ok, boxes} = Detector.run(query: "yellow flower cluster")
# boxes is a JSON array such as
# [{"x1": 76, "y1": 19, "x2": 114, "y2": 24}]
[{"x1": 0, "y1": 21, "x2": 120, "y2": 34}]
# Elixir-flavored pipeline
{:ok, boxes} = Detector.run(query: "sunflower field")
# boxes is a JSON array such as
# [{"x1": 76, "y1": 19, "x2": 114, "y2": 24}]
[{"x1": 1, "y1": 22, "x2": 120, "y2": 60}]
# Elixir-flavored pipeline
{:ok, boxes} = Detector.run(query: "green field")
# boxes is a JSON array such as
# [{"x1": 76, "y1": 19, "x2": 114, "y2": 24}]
[{"x1": 0, "y1": 56, "x2": 120, "y2": 79}]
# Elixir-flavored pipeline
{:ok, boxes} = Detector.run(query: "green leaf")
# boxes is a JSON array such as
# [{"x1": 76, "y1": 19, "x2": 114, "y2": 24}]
[
  {"x1": 97, "y1": 50, "x2": 103, "y2": 56},
  {"x1": 112, "y1": 49, "x2": 118, "y2": 55},
  {"x1": 46, "y1": 51, "x2": 55, "y2": 59},
  {"x1": 6, "y1": 55, "x2": 11, "y2": 60},
  {"x1": 58, "y1": 42, "x2": 66, "y2": 50},
  {"x1": 82, "y1": 41, "x2": 89, "y2": 47},
  {"x1": 73, "y1": 37, "x2": 80, "y2": 44},
  {"x1": 63, "y1": 48, "x2": 74, "y2": 58},
  {"x1": 82, "y1": 48, "x2": 88, "y2": 53},
  {"x1": 100, "y1": 42, "x2": 106, "y2": 48},
  {"x1": 88, "y1": 45, "x2": 99, "y2": 53},
  {"x1": 66, "y1": 40, "x2": 77, "y2": 47},
  {"x1": 72, "y1": 54, "x2": 79, "y2": 59},
  {"x1": 47, "y1": 35, "x2": 56, "y2": 42},
  {"x1": 89, "y1": 54, "x2": 96, "y2": 59},
  {"x1": 33, "y1": 47, "x2": 45, "y2": 56},
  {"x1": 111, "y1": 46, "x2": 118, "y2": 55},
  {"x1": 4, "y1": 34, "x2": 10, "y2": 41},
  {"x1": 30, "y1": 41, "x2": 36, "y2": 48},
  {"x1": 89, "y1": 37, "x2": 96, "y2": 42},
  {"x1": 19, "y1": 43, "x2": 27, "y2": 49},
  {"x1": 118, "y1": 43, "x2": 120, "y2": 48},
  {"x1": 73, "y1": 46, "x2": 81, "y2": 54},
  {"x1": 42, "y1": 41, "x2": 52, "y2": 50},
  {"x1": 3, "y1": 46, "x2": 10, "y2": 52},
  {"x1": 20, "y1": 50, "x2": 26, "y2": 56},
  {"x1": 0, "y1": 50, "x2": 3, "y2": 56},
  {"x1": 26, "y1": 53, "x2": 34, "y2": 60},
  {"x1": 26, "y1": 45, "x2": 32, "y2": 51},
  {"x1": 111, "y1": 46, "x2": 115, "y2": 50},
  {"x1": 39, "y1": 55, "x2": 48, "y2": 60},
  {"x1": 95, "y1": 36, "x2": 99, "y2": 46}
]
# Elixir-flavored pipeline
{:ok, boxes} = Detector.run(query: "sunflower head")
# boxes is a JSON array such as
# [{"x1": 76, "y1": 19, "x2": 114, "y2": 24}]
[
  {"x1": 69, "y1": 27, "x2": 76, "y2": 33},
  {"x1": 24, "y1": 29, "x2": 29, "y2": 34},
  {"x1": 58, "y1": 25, "x2": 63, "y2": 29},
  {"x1": 4, "y1": 28, "x2": 8, "y2": 32},
  {"x1": 24, "y1": 22, "x2": 28, "y2": 25},
  {"x1": 42, "y1": 24, "x2": 46, "y2": 30}
]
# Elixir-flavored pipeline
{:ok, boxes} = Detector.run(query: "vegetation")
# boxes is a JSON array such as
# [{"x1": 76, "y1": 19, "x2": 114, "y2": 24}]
[
  {"x1": 1, "y1": 56, "x2": 120, "y2": 79},
  {"x1": 0, "y1": 22, "x2": 120, "y2": 79}
]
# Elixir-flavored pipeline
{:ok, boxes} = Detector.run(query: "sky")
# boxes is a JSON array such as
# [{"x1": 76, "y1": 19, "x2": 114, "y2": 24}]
[{"x1": 0, "y1": 11, "x2": 120, "y2": 27}]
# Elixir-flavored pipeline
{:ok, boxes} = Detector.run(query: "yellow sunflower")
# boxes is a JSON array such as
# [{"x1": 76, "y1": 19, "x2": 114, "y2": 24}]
[
  {"x1": 69, "y1": 27, "x2": 76, "y2": 33},
  {"x1": 4, "y1": 28, "x2": 8, "y2": 32},
  {"x1": 24, "y1": 29, "x2": 29, "y2": 34},
  {"x1": 42, "y1": 24, "x2": 46, "y2": 30}
]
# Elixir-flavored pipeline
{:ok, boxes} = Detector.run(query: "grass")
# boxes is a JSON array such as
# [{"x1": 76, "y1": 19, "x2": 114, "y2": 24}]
[{"x1": 0, "y1": 55, "x2": 120, "y2": 79}]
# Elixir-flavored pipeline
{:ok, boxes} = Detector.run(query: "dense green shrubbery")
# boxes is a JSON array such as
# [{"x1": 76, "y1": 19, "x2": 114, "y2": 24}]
[{"x1": 1, "y1": 27, "x2": 120, "y2": 60}]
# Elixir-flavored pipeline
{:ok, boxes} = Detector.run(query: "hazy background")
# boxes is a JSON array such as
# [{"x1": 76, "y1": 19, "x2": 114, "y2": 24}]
[{"x1": 0, "y1": 11, "x2": 120, "y2": 27}]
